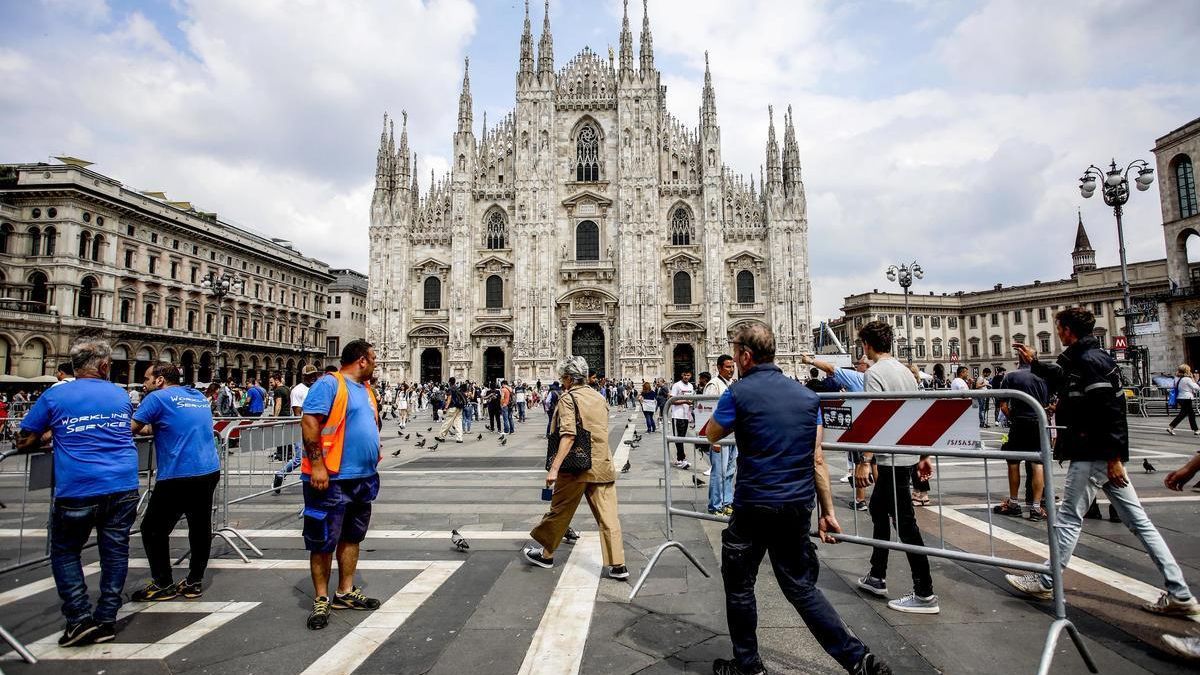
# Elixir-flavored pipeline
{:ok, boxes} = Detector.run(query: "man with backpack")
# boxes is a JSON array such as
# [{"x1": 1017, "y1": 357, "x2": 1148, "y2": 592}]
[{"x1": 434, "y1": 378, "x2": 466, "y2": 444}]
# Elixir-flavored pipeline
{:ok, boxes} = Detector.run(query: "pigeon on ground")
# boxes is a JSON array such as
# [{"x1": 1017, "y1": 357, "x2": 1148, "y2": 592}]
[
  {"x1": 451, "y1": 529, "x2": 470, "y2": 551},
  {"x1": 427, "y1": 426, "x2": 433, "y2": 432},
  {"x1": 397, "y1": 429, "x2": 404, "y2": 436},
  {"x1": 429, "y1": 442, "x2": 439, "y2": 451},
  {"x1": 477, "y1": 433, "x2": 483, "y2": 440},
  {"x1": 415, "y1": 439, "x2": 426, "y2": 448},
  {"x1": 500, "y1": 436, "x2": 508, "y2": 446},
  {"x1": 416, "y1": 432, "x2": 424, "y2": 439},
  {"x1": 391, "y1": 448, "x2": 402, "y2": 457},
  {"x1": 621, "y1": 461, "x2": 631, "y2": 473},
  {"x1": 1143, "y1": 458, "x2": 1156, "y2": 473},
  {"x1": 623, "y1": 439, "x2": 636, "y2": 446},
  {"x1": 405, "y1": 433, "x2": 411, "y2": 440},
  {"x1": 691, "y1": 475, "x2": 706, "y2": 487}
]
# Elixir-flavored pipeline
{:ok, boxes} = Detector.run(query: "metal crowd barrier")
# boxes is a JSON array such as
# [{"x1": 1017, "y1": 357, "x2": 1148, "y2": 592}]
[{"x1": 630, "y1": 390, "x2": 1097, "y2": 675}]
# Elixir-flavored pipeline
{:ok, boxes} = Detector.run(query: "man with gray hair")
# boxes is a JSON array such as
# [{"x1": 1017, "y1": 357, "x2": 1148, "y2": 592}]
[{"x1": 17, "y1": 337, "x2": 140, "y2": 647}]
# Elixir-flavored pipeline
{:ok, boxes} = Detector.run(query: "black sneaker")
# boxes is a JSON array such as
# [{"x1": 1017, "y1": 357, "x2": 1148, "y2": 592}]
[
  {"x1": 307, "y1": 596, "x2": 332, "y2": 630},
  {"x1": 176, "y1": 579, "x2": 204, "y2": 599},
  {"x1": 712, "y1": 657, "x2": 767, "y2": 675},
  {"x1": 851, "y1": 653, "x2": 893, "y2": 675},
  {"x1": 521, "y1": 545, "x2": 554, "y2": 569},
  {"x1": 58, "y1": 617, "x2": 99, "y2": 647},
  {"x1": 563, "y1": 527, "x2": 581, "y2": 545},
  {"x1": 1028, "y1": 505, "x2": 1047, "y2": 522},
  {"x1": 272, "y1": 474, "x2": 284, "y2": 494},
  {"x1": 608, "y1": 565, "x2": 630, "y2": 580},
  {"x1": 332, "y1": 586, "x2": 381, "y2": 610},
  {"x1": 130, "y1": 580, "x2": 179, "y2": 602},
  {"x1": 92, "y1": 622, "x2": 116, "y2": 644},
  {"x1": 993, "y1": 499, "x2": 1023, "y2": 517}
]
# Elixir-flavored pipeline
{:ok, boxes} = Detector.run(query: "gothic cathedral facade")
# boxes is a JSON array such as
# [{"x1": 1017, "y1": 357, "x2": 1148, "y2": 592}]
[{"x1": 367, "y1": 1, "x2": 811, "y2": 384}]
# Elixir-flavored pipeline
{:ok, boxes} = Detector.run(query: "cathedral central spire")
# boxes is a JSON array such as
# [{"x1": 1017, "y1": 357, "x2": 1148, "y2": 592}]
[
  {"x1": 457, "y1": 56, "x2": 473, "y2": 133},
  {"x1": 701, "y1": 51, "x2": 717, "y2": 134}
]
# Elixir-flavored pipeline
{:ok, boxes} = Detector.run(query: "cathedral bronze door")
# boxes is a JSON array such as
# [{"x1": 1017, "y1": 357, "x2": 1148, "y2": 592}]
[
  {"x1": 673, "y1": 343, "x2": 695, "y2": 381},
  {"x1": 572, "y1": 323, "x2": 605, "y2": 378},
  {"x1": 484, "y1": 347, "x2": 505, "y2": 386},
  {"x1": 420, "y1": 348, "x2": 443, "y2": 383}
]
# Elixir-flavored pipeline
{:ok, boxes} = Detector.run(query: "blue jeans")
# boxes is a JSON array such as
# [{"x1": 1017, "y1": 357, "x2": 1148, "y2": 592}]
[
  {"x1": 462, "y1": 403, "x2": 474, "y2": 432},
  {"x1": 722, "y1": 503, "x2": 867, "y2": 671},
  {"x1": 278, "y1": 441, "x2": 303, "y2": 477},
  {"x1": 1038, "y1": 460, "x2": 1193, "y2": 600},
  {"x1": 501, "y1": 406, "x2": 514, "y2": 434},
  {"x1": 708, "y1": 446, "x2": 737, "y2": 512},
  {"x1": 642, "y1": 410, "x2": 656, "y2": 433},
  {"x1": 51, "y1": 488, "x2": 140, "y2": 625},
  {"x1": 516, "y1": 401, "x2": 527, "y2": 422},
  {"x1": 978, "y1": 398, "x2": 990, "y2": 426}
]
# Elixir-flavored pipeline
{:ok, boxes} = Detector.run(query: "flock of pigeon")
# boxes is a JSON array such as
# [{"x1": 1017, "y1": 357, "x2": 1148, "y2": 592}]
[{"x1": 388, "y1": 425, "x2": 506, "y2": 458}]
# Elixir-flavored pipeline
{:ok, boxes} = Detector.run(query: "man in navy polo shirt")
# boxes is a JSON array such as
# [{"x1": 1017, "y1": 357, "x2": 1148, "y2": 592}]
[
  {"x1": 130, "y1": 361, "x2": 221, "y2": 602},
  {"x1": 18, "y1": 338, "x2": 140, "y2": 648},
  {"x1": 705, "y1": 324, "x2": 891, "y2": 675}
]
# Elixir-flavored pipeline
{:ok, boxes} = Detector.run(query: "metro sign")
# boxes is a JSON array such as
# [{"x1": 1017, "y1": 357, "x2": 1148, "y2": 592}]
[{"x1": 1111, "y1": 335, "x2": 1128, "y2": 350}]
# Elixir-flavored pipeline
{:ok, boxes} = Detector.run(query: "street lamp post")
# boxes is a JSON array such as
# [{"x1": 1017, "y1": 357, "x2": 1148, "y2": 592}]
[
  {"x1": 886, "y1": 262, "x2": 924, "y2": 364},
  {"x1": 1079, "y1": 159, "x2": 1155, "y2": 380},
  {"x1": 201, "y1": 271, "x2": 244, "y2": 383}
]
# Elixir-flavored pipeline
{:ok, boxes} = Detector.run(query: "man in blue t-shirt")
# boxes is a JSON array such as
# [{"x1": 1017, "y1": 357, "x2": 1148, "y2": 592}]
[
  {"x1": 705, "y1": 325, "x2": 891, "y2": 675},
  {"x1": 245, "y1": 379, "x2": 266, "y2": 416},
  {"x1": 17, "y1": 338, "x2": 140, "y2": 648},
  {"x1": 299, "y1": 339, "x2": 383, "y2": 630},
  {"x1": 129, "y1": 362, "x2": 221, "y2": 603}
]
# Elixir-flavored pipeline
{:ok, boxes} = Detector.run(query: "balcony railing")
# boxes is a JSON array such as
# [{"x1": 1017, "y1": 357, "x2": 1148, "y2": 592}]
[
  {"x1": 729, "y1": 302, "x2": 765, "y2": 315},
  {"x1": 665, "y1": 303, "x2": 701, "y2": 316}
]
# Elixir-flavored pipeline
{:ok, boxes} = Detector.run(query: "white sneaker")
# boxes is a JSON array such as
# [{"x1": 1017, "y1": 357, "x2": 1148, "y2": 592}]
[
  {"x1": 1162, "y1": 634, "x2": 1200, "y2": 660},
  {"x1": 1144, "y1": 592, "x2": 1200, "y2": 616},
  {"x1": 1005, "y1": 573, "x2": 1052, "y2": 600},
  {"x1": 702, "y1": 466, "x2": 712, "y2": 476},
  {"x1": 887, "y1": 592, "x2": 939, "y2": 614}
]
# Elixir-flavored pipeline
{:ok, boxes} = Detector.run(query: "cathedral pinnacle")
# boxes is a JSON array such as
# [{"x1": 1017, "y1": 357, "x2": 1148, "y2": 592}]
[
  {"x1": 518, "y1": 0, "x2": 534, "y2": 83},
  {"x1": 701, "y1": 50, "x2": 717, "y2": 134},
  {"x1": 458, "y1": 56, "x2": 473, "y2": 133},
  {"x1": 766, "y1": 105, "x2": 781, "y2": 187},
  {"x1": 639, "y1": 0, "x2": 655, "y2": 76},
  {"x1": 618, "y1": 0, "x2": 635, "y2": 78},
  {"x1": 538, "y1": 0, "x2": 554, "y2": 81}
]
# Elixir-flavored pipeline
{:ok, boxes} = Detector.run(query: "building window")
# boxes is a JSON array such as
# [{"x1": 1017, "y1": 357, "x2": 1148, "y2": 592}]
[
  {"x1": 1038, "y1": 308, "x2": 1047, "y2": 322},
  {"x1": 949, "y1": 338, "x2": 960, "y2": 357},
  {"x1": 672, "y1": 271, "x2": 692, "y2": 305},
  {"x1": 575, "y1": 124, "x2": 600, "y2": 182},
  {"x1": 144, "y1": 303, "x2": 156, "y2": 326},
  {"x1": 485, "y1": 210, "x2": 508, "y2": 249},
  {"x1": 77, "y1": 276, "x2": 96, "y2": 318},
  {"x1": 932, "y1": 339, "x2": 943, "y2": 358},
  {"x1": 334, "y1": 296, "x2": 341, "y2": 304},
  {"x1": 1038, "y1": 332, "x2": 1051, "y2": 354},
  {"x1": 1176, "y1": 155, "x2": 1198, "y2": 219},
  {"x1": 206, "y1": 313, "x2": 214, "y2": 333},
  {"x1": 170, "y1": 261, "x2": 178, "y2": 279},
  {"x1": 575, "y1": 220, "x2": 599, "y2": 260},
  {"x1": 931, "y1": 316, "x2": 941, "y2": 329},
  {"x1": 736, "y1": 270, "x2": 755, "y2": 303},
  {"x1": 1092, "y1": 302, "x2": 1103, "y2": 317},
  {"x1": 896, "y1": 315, "x2": 904, "y2": 328},
  {"x1": 915, "y1": 338, "x2": 926, "y2": 359},
  {"x1": 485, "y1": 275, "x2": 503, "y2": 309},
  {"x1": 969, "y1": 315, "x2": 977, "y2": 329},
  {"x1": 1013, "y1": 310, "x2": 1022, "y2": 322},
  {"x1": 78, "y1": 231, "x2": 91, "y2": 258},
  {"x1": 423, "y1": 276, "x2": 441, "y2": 310},
  {"x1": 187, "y1": 310, "x2": 196, "y2": 331},
  {"x1": 948, "y1": 317, "x2": 958, "y2": 329},
  {"x1": 148, "y1": 256, "x2": 158, "y2": 275},
  {"x1": 125, "y1": 249, "x2": 134, "y2": 268},
  {"x1": 120, "y1": 299, "x2": 131, "y2": 323},
  {"x1": 150, "y1": 232, "x2": 158, "y2": 243},
  {"x1": 969, "y1": 339, "x2": 980, "y2": 358},
  {"x1": 334, "y1": 311, "x2": 341, "y2": 319},
  {"x1": 990, "y1": 312, "x2": 999, "y2": 326},
  {"x1": 0, "y1": 223, "x2": 11, "y2": 253},
  {"x1": 669, "y1": 207, "x2": 693, "y2": 245},
  {"x1": 42, "y1": 227, "x2": 56, "y2": 255},
  {"x1": 914, "y1": 316, "x2": 923, "y2": 328},
  {"x1": 91, "y1": 235, "x2": 103, "y2": 262},
  {"x1": 237, "y1": 318, "x2": 245, "y2": 337},
  {"x1": 28, "y1": 227, "x2": 41, "y2": 256},
  {"x1": 167, "y1": 307, "x2": 177, "y2": 329},
  {"x1": 327, "y1": 337, "x2": 339, "y2": 357},
  {"x1": 991, "y1": 337, "x2": 1002, "y2": 356}
]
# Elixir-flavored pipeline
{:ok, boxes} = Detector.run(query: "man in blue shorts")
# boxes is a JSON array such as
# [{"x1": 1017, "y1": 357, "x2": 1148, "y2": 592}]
[
  {"x1": 17, "y1": 338, "x2": 140, "y2": 647},
  {"x1": 130, "y1": 362, "x2": 222, "y2": 601},
  {"x1": 300, "y1": 339, "x2": 383, "y2": 629}
]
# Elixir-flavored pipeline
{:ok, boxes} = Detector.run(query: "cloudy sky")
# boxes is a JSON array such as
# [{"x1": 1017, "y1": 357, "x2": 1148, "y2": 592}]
[{"x1": 2, "y1": 0, "x2": 1198, "y2": 320}]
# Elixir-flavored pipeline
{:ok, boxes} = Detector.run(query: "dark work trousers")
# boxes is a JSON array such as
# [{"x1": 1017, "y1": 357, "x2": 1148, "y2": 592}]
[
  {"x1": 722, "y1": 503, "x2": 868, "y2": 672},
  {"x1": 868, "y1": 465, "x2": 934, "y2": 597},
  {"x1": 141, "y1": 470, "x2": 220, "y2": 586},
  {"x1": 673, "y1": 419, "x2": 690, "y2": 462},
  {"x1": 489, "y1": 406, "x2": 502, "y2": 432},
  {"x1": 1169, "y1": 398, "x2": 1197, "y2": 431}
]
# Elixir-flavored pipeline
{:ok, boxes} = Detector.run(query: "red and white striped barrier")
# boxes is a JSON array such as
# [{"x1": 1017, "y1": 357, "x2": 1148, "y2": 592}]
[{"x1": 819, "y1": 398, "x2": 980, "y2": 448}]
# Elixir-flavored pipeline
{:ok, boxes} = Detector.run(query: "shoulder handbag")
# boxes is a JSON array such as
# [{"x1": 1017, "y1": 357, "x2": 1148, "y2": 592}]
[
  {"x1": 1169, "y1": 378, "x2": 1180, "y2": 407},
  {"x1": 545, "y1": 392, "x2": 594, "y2": 474}
]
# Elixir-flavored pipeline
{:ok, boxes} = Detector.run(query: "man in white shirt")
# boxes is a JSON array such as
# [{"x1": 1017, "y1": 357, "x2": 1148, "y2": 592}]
[
  {"x1": 670, "y1": 371, "x2": 695, "y2": 469},
  {"x1": 854, "y1": 320, "x2": 940, "y2": 615},
  {"x1": 274, "y1": 365, "x2": 320, "y2": 492},
  {"x1": 51, "y1": 362, "x2": 75, "y2": 387},
  {"x1": 975, "y1": 368, "x2": 993, "y2": 428},
  {"x1": 950, "y1": 366, "x2": 970, "y2": 392},
  {"x1": 702, "y1": 355, "x2": 737, "y2": 515}
]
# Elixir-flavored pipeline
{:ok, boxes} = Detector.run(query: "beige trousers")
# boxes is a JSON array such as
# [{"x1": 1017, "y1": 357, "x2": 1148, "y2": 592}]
[
  {"x1": 530, "y1": 477, "x2": 624, "y2": 565},
  {"x1": 437, "y1": 408, "x2": 462, "y2": 441}
]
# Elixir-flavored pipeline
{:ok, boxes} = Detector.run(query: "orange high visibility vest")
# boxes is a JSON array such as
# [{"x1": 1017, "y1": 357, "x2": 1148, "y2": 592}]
[{"x1": 302, "y1": 373, "x2": 378, "y2": 475}]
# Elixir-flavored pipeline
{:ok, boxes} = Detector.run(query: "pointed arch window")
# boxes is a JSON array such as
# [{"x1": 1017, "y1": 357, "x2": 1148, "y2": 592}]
[
  {"x1": 485, "y1": 210, "x2": 508, "y2": 249},
  {"x1": 423, "y1": 276, "x2": 442, "y2": 310},
  {"x1": 576, "y1": 124, "x2": 600, "y2": 182},
  {"x1": 670, "y1": 207, "x2": 693, "y2": 245},
  {"x1": 1176, "y1": 155, "x2": 1198, "y2": 219},
  {"x1": 576, "y1": 220, "x2": 599, "y2": 260},
  {"x1": 673, "y1": 271, "x2": 692, "y2": 305},
  {"x1": 78, "y1": 276, "x2": 96, "y2": 318},
  {"x1": 736, "y1": 270, "x2": 755, "y2": 303},
  {"x1": 485, "y1": 275, "x2": 503, "y2": 309}
]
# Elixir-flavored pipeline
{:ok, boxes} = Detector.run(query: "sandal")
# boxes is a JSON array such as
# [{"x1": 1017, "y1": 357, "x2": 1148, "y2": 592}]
[{"x1": 911, "y1": 493, "x2": 931, "y2": 507}]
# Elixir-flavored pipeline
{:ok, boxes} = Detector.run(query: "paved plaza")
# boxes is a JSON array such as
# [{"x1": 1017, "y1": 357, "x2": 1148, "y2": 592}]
[{"x1": 0, "y1": 405, "x2": 1198, "y2": 674}]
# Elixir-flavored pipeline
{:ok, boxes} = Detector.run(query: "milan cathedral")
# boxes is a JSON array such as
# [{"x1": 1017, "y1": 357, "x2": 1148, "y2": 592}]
[{"x1": 367, "y1": 0, "x2": 812, "y2": 384}]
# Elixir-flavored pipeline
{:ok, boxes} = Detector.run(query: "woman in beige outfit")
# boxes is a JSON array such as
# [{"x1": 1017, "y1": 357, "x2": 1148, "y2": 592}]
[{"x1": 523, "y1": 355, "x2": 627, "y2": 580}]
